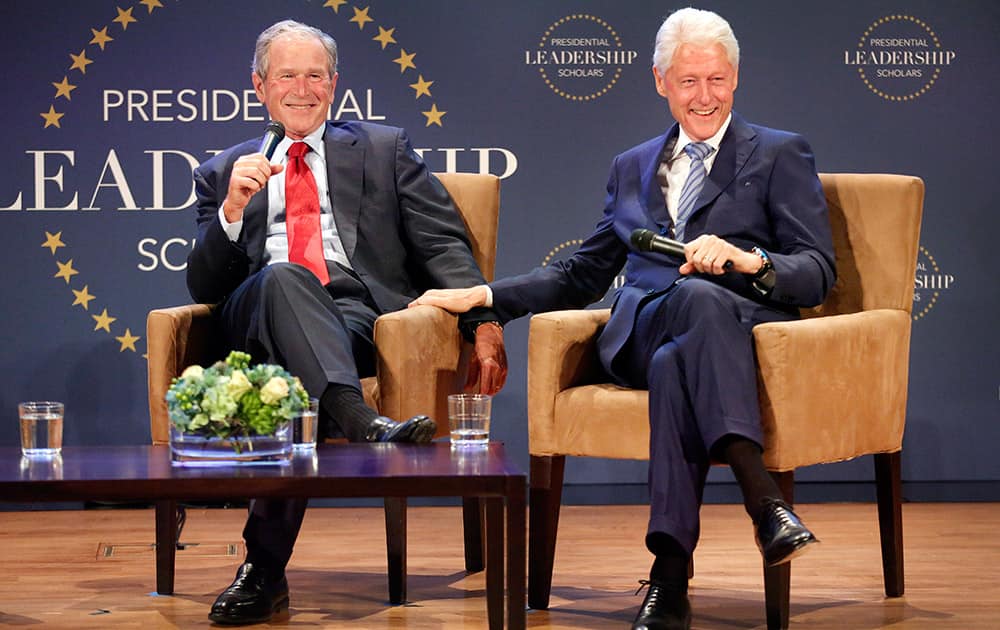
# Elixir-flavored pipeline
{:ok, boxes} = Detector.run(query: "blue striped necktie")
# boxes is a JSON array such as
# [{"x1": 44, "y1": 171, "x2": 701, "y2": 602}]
[{"x1": 674, "y1": 141, "x2": 715, "y2": 241}]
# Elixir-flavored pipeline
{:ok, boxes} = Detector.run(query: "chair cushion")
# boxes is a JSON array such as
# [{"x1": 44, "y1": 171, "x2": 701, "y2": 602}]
[{"x1": 545, "y1": 384, "x2": 650, "y2": 459}]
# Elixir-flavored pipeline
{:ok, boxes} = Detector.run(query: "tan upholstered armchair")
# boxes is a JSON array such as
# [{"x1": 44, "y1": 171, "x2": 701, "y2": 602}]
[
  {"x1": 526, "y1": 173, "x2": 924, "y2": 629},
  {"x1": 146, "y1": 172, "x2": 500, "y2": 601}
]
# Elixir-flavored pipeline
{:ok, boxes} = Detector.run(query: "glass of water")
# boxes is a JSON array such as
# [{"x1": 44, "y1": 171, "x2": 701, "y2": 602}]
[
  {"x1": 293, "y1": 397, "x2": 319, "y2": 451},
  {"x1": 447, "y1": 393, "x2": 491, "y2": 448},
  {"x1": 19, "y1": 401, "x2": 64, "y2": 457}
]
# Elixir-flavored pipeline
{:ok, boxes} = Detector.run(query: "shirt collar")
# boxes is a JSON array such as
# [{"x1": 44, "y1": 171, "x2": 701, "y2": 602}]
[
  {"x1": 672, "y1": 112, "x2": 732, "y2": 160},
  {"x1": 275, "y1": 123, "x2": 326, "y2": 161}
]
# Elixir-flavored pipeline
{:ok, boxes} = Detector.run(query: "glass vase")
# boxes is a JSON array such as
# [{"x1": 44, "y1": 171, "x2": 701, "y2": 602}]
[{"x1": 169, "y1": 421, "x2": 293, "y2": 467}]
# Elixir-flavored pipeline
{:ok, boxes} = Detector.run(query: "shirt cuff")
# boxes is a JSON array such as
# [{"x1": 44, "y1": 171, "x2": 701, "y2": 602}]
[
  {"x1": 482, "y1": 284, "x2": 493, "y2": 308},
  {"x1": 218, "y1": 205, "x2": 243, "y2": 241}
]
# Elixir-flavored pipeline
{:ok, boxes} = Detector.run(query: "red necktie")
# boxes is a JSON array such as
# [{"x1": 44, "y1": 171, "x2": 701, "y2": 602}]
[{"x1": 284, "y1": 142, "x2": 330, "y2": 284}]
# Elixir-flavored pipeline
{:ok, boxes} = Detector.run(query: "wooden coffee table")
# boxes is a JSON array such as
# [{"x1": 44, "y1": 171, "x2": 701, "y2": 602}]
[{"x1": 0, "y1": 442, "x2": 526, "y2": 629}]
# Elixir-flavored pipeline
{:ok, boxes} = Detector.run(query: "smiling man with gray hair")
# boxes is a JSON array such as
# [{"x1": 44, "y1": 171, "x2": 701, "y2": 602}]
[{"x1": 189, "y1": 18, "x2": 506, "y2": 625}]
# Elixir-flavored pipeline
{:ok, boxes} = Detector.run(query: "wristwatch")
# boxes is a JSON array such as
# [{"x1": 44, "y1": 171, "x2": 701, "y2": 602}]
[{"x1": 749, "y1": 246, "x2": 775, "y2": 295}]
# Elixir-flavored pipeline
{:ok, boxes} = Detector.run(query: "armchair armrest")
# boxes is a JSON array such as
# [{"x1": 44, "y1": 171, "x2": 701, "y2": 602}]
[
  {"x1": 754, "y1": 308, "x2": 911, "y2": 471},
  {"x1": 527, "y1": 308, "x2": 611, "y2": 450},
  {"x1": 146, "y1": 304, "x2": 218, "y2": 445},
  {"x1": 373, "y1": 305, "x2": 465, "y2": 429}
]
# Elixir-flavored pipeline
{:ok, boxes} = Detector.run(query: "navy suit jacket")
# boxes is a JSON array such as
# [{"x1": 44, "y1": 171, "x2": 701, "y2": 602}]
[
  {"x1": 491, "y1": 113, "x2": 836, "y2": 381},
  {"x1": 187, "y1": 121, "x2": 490, "y2": 324}
]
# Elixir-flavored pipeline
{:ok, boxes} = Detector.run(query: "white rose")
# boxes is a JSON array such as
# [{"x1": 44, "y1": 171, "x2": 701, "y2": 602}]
[
  {"x1": 180, "y1": 364, "x2": 204, "y2": 380},
  {"x1": 227, "y1": 370, "x2": 253, "y2": 400},
  {"x1": 259, "y1": 377, "x2": 290, "y2": 405}
]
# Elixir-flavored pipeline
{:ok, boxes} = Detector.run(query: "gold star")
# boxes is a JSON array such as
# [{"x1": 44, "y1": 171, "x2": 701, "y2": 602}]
[
  {"x1": 323, "y1": 0, "x2": 348, "y2": 12},
  {"x1": 422, "y1": 103, "x2": 446, "y2": 127},
  {"x1": 52, "y1": 76, "x2": 77, "y2": 100},
  {"x1": 349, "y1": 6, "x2": 374, "y2": 30},
  {"x1": 42, "y1": 231, "x2": 66, "y2": 254},
  {"x1": 139, "y1": 0, "x2": 163, "y2": 13},
  {"x1": 55, "y1": 259, "x2": 79, "y2": 283},
  {"x1": 409, "y1": 75, "x2": 433, "y2": 98},
  {"x1": 393, "y1": 49, "x2": 416, "y2": 73},
  {"x1": 116, "y1": 328, "x2": 141, "y2": 352},
  {"x1": 92, "y1": 309, "x2": 116, "y2": 333},
  {"x1": 90, "y1": 27, "x2": 113, "y2": 50},
  {"x1": 113, "y1": 6, "x2": 137, "y2": 30},
  {"x1": 41, "y1": 106, "x2": 64, "y2": 129},
  {"x1": 72, "y1": 285, "x2": 96, "y2": 310},
  {"x1": 69, "y1": 49, "x2": 93, "y2": 74},
  {"x1": 373, "y1": 26, "x2": 396, "y2": 50}
]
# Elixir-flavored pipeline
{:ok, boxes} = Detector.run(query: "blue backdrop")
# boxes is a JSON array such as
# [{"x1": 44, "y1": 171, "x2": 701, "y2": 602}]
[{"x1": 2, "y1": 0, "x2": 997, "y2": 500}]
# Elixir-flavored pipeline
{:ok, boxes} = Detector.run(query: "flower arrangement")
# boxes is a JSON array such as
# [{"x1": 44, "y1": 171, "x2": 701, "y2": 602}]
[{"x1": 166, "y1": 351, "x2": 309, "y2": 439}]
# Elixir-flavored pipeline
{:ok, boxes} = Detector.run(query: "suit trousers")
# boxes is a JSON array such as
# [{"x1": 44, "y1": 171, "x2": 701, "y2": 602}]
[
  {"x1": 620, "y1": 277, "x2": 797, "y2": 556},
  {"x1": 216, "y1": 261, "x2": 382, "y2": 573}
]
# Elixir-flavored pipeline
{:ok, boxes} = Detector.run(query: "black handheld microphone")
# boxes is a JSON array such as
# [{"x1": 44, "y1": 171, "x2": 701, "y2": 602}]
[
  {"x1": 630, "y1": 228, "x2": 733, "y2": 270},
  {"x1": 630, "y1": 228, "x2": 685, "y2": 258},
  {"x1": 258, "y1": 121, "x2": 286, "y2": 159}
]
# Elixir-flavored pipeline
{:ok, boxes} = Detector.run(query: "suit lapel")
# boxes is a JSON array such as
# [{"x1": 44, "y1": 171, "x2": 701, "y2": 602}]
[
  {"x1": 691, "y1": 113, "x2": 757, "y2": 216},
  {"x1": 323, "y1": 123, "x2": 365, "y2": 260},
  {"x1": 640, "y1": 127, "x2": 677, "y2": 229}
]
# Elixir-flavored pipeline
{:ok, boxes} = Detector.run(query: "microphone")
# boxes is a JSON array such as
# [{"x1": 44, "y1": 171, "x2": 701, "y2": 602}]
[
  {"x1": 258, "y1": 121, "x2": 285, "y2": 159},
  {"x1": 630, "y1": 228, "x2": 733, "y2": 270},
  {"x1": 630, "y1": 228, "x2": 685, "y2": 258}
]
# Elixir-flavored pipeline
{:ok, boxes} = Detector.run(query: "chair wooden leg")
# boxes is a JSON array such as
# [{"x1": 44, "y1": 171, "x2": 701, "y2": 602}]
[
  {"x1": 154, "y1": 500, "x2": 178, "y2": 595},
  {"x1": 763, "y1": 470, "x2": 794, "y2": 630},
  {"x1": 764, "y1": 561, "x2": 791, "y2": 630},
  {"x1": 528, "y1": 454, "x2": 565, "y2": 610},
  {"x1": 384, "y1": 497, "x2": 407, "y2": 605},
  {"x1": 462, "y1": 497, "x2": 486, "y2": 572},
  {"x1": 875, "y1": 451, "x2": 905, "y2": 597}
]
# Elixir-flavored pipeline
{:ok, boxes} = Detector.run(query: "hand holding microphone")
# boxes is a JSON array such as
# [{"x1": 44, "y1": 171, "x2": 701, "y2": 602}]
[
  {"x1": 223, "y1": 121, "x2": 287, "y2": 222},
  {"x1": 630, "y1": 228, "x2": 737, "y2": 274}
]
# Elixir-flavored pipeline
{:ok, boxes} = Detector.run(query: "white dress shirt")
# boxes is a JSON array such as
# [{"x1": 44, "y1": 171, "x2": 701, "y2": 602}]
[
  {"x1": 658, "y1": 113, "x2": 732, "y2": 224},
  {"x1": 219, "y1": 123, "x2": 352, "y2": 270}
]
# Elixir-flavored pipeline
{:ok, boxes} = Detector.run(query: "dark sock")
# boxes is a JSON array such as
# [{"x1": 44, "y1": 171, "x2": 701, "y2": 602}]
[
  {"x1": 716, "y1": 434, "x2": 783, "y2": 523},
  {"x1": 646, "y1": 532, "x2": 689, "y2": 592},
  {"x1": 320, "y1": 384, "x2": 379, "y2": 442}
]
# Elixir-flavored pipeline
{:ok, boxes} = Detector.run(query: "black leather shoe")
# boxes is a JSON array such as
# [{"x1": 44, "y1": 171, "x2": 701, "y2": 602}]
[
  {"x1": 208, "y1": 562, "x2": 289, "y2": 625},
  {"x1": 365, "y1": 415, "x2": 436, "y2": 443},
  {"x1": 755, "y1": 498, "x2": 819, "y2": 567},
  {"x1": 631, "y1": 580, "x2": 691, "y2": 630}
]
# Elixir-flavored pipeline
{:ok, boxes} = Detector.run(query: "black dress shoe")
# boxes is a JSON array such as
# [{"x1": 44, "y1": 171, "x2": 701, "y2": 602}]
[
  {"x1": 366, "y1": 415, "x2": 436, "y2": 443},
  {"x1": 631, "y1": 580, "x2": 691, "y2": 630},
  {"x1": 209, "y1": 562, "x2": 289, "y2": 626},
  {"x1": 755, "y1": 498, "x2": 819, "y2": 567}
]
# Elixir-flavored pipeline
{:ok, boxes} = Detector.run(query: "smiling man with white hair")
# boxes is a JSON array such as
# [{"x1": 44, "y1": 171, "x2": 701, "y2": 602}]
[{"x1": 412, "y1": 7, "x2": 836, "y2": 628}]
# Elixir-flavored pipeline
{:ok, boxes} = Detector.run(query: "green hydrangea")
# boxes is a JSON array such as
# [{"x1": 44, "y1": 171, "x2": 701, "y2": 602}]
[{"x1": 166, "y1": 350, "x2": 309, "y2": 439}]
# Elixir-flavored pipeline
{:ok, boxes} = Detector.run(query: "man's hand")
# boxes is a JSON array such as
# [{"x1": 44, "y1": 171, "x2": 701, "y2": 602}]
[
  {"x1": 223, "y1": 153, "x2": 284, "y2": 223},
  {"x1": 408, "y1": 285, "x2": 489, "y2": 313},
  {"x1": 465, "y1": 322, "x2": 507, "y2": 395},
  {"x1": 680, "y1": 234, "x2": 763, "y2": 276}
]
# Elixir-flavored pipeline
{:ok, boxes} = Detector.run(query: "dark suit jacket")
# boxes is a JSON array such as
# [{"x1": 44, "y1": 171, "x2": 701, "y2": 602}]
[
  {"x1": 187, "y1": 121, "x2": 491, "y2": 329},
  {"x1": 490, "y1": 112, "x2": 836, "y2": 381}
]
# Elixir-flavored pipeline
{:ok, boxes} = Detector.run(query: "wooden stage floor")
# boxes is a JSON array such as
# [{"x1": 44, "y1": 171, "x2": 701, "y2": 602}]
[{"x1": 0, "y1": 502, "x2": 996, "y2": 628}]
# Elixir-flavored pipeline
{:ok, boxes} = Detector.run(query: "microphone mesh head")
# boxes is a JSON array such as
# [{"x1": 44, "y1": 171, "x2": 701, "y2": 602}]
[
  {"x1": 265, "y1": 121, "x2": 285, "y2": 140},
  {"x1": 630, "y1": 228, "x2": 653, "y2": 251}
]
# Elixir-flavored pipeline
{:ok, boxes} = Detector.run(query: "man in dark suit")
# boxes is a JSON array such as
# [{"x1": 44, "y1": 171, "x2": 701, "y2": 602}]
[
  {"x1": 189, "y1": 19, "x2": 506, "y2": 625},
  {"x1": 412, "y1": 8, "x2": 835, "y2": 629}
]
